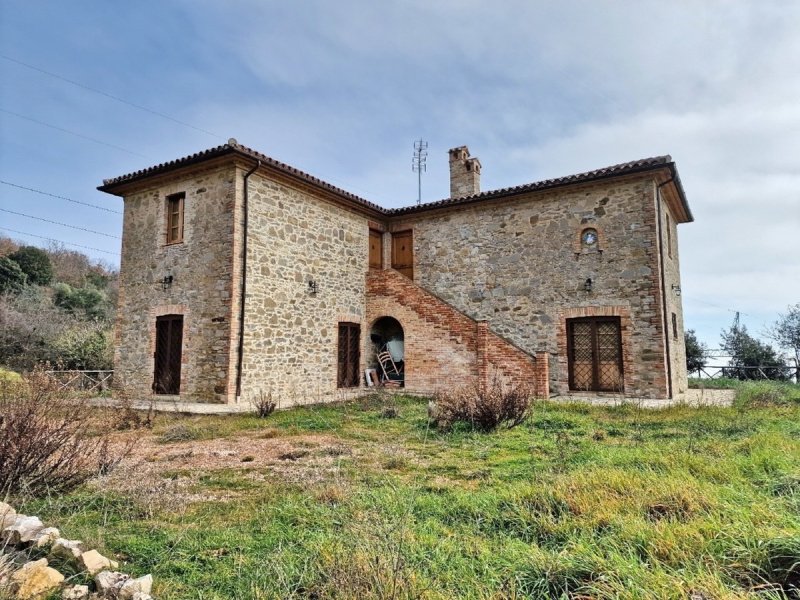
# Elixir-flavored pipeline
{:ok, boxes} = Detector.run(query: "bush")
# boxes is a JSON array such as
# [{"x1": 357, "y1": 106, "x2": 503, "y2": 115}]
[
  {"x1": 0, "y1": 255, "x2": 27, "y2": 293},
  {"x1": 733, "y1": 381, "x2": 800, "y2": 409},
  {"x1": 252, "y1": 390, "x2": 277, "y2": 418},
  {"x1": 432, "y1": 382, "x2": 533, "y2": 431},
  {"x1": 0, "y1": 368, "x2": 125, "y2": 497}
]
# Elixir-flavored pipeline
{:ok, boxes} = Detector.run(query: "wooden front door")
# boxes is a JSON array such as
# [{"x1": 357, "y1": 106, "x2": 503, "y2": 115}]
[
  {"x1": 567, "y1": 317, "x2": 623, "y2": 392},
  {"x1": 391, "y1": 230, "x2": 413, "y2": 279},
  {"x1": 154, "y1": 315, "x2": 183, "y2": 395},
  {"x1": 337, "y1": 322, "x2": 361, "y2": 388},
  {"x1": 369, "y1": 230, "x2": 383, "y2": 269}
]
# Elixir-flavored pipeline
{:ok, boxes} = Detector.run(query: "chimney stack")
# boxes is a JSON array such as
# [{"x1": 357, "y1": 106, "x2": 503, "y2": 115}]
[{"x1": 448, "y1": 146, "x2": 481, "y2": 198}]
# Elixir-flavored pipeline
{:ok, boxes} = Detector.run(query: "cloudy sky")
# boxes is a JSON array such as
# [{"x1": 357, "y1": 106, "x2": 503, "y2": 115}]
[{"x1": 1, "y1": 1, "x2": 798, "y2": 351}]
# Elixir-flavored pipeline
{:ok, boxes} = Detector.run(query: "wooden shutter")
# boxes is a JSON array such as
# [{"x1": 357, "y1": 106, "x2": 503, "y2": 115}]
[
  {"x1": 337, "y1": 323, "x2": 361, "y2": 388},
  {"x1": 166, "y1": 193, "x2": 185, "y2": 244},
  {"x1": 154, "y1": 315, "x2": 183, "y2": 394},
  {"x1": 391, "y1": 230, "x2": 413, "y2": 279},
  {"x1": 369, "y1": 230, "x2": 383, "y2": 269}
]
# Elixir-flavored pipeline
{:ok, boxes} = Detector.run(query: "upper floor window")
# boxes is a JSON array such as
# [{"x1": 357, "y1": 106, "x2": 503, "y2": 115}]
[
  {"x1": 166, "y1": 192, "x2": 185, "y2": 244},
  {"x1": 666, "y1": 213, "x2": 672, "y2": 259}
]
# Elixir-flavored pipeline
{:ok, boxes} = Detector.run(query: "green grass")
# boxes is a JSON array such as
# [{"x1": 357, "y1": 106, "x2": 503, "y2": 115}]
[{"x1": 17, "y1": 394, "x2": 800, "y2": 599}]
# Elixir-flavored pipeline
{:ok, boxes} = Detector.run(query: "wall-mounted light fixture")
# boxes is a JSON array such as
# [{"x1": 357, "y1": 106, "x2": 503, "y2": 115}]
[
  {"x1": 161, "y1": 275, "x2": 174, "y2": 291},
  {"x1": 308, "y1": 280, "x2": 318, "y2": 295},
  {"x1": 671, "y1": 284, "x2": 682, "y2": 296},
  {"x1": 584, "y1": 277, "x2": 593, "y2": 292}
]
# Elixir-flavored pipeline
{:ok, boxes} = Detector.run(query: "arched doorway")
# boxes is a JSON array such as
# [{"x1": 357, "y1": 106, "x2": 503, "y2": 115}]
[{"x1": 369, "y1": 316, "x2": 404, "y2": 387}]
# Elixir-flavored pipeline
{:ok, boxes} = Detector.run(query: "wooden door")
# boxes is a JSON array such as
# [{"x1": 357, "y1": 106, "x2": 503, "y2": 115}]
[
  {"x1": 391, "y1": 230, "x2": 413, "y2": 279},
  {"x1": 154, "y1": 315, "x2": 183, "y2": 394},
  {"x1": 369, "y1": 230, "x2": 383, "y2": 269},
  {"x1": 337, "y1": 322, "x2": 361, "y2": 388},
  {"x1": 567, "y1": 317, "x2": 623, "y2": 392}
]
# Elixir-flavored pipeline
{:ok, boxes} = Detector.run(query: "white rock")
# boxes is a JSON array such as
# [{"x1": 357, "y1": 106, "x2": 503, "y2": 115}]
[
  {"x1": 119, "y1": 574, "x2": 153, "y2": 599},
  {"x1": 94, "y1": 570, "x2": 129, "y2": 594},
  {"x1": 50, "y1": 538, "x2": 85, "y2": 561},
  {"x1": 3, "y1": 515, "x2": 44, "y2": 545},
  {"x1": 62, "y1": 584, "x2": 90, "y2": 599},
  {"x1": 35, "y1": 526, "x2": 61, "y2": 548},
  {"x1": 0, "y1": 501, "x2": 16, "y2": 528},
  {"x1": 9, "y1": 557, "x2": 65, "y2": 599},
  {"x1": 80, "y1": 549, "x2": 117, "y2": 575}
]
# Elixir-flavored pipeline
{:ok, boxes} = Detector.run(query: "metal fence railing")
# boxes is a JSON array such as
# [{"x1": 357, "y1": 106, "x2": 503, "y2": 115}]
[
  {"x1": 691, "y1": 365, "x2": 798, "y2": 383},
  {"x1": 46, "y1": 370, "x2": 114, "y2": 393}
]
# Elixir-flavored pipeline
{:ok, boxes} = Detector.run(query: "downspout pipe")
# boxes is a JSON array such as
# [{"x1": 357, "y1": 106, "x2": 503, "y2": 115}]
[
  {"x1": 656, "y1": 179, "x2": 673, "y2": 399},
  {"x1": 235, "y1": 159, "x2": 261, "y2": 400}
]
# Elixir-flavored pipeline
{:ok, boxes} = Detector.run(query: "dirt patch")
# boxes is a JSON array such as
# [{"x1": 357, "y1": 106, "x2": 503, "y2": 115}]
[{"x1": 91, "y1": 430, "x2": 357, "y2": 506}]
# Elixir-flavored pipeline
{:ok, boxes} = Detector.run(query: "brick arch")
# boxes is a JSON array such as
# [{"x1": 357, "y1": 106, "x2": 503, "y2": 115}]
[{"x1": 556, "y1": 305, "x2": 633, "y2": 394}]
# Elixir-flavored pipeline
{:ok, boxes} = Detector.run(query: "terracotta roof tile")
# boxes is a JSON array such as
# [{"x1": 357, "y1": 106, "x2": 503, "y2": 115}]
[{"x1": 99, "y1": 142, "x2": 690, "y2": 221}]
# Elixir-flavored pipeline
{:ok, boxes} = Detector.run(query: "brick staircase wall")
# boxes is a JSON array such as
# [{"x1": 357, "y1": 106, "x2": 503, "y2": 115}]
[{"x1": 366, "y1": 269, "x2": 548, "y2": 397}]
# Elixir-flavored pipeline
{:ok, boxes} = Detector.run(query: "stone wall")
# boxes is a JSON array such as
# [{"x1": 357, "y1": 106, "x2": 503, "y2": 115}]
[
  {"x1": 659, "y1": 195, "x2": 688, "y2": 397},
  {"x1": 237, "y1": 170, "x2": 371, "y2": 406},
  {"x1": 114, "y1": 164, "x2": 237, "y2": 403},
  {"x1": 391, "y1": 175, "x2": 681, "y2": 398}
]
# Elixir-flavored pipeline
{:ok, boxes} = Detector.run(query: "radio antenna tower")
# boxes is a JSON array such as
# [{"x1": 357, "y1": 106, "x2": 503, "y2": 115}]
[{"x1": 412, "y1": 139, "x2": 428, "y2": 205}]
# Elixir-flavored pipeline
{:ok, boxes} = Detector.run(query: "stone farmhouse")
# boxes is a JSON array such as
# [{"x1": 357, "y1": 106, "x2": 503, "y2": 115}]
[{"x1": 99, "y1": 140, "x2": 692, "y2": 407}]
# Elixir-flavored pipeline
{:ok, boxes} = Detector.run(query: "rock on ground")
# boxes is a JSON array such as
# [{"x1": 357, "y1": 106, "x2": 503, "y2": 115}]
[{"x1": 9, "y1": 558, "x2": 65, "y2": 599}]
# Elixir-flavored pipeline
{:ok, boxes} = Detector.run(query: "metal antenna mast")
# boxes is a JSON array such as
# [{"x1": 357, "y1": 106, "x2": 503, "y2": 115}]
[{"x1": 412, "y1": 139, "x2": 428, "y2": 205}]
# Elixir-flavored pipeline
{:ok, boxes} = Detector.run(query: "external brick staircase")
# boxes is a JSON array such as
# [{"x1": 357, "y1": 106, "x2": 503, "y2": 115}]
[{"x1": 366, "y1": 268, "x2": 549, "y2": 398}]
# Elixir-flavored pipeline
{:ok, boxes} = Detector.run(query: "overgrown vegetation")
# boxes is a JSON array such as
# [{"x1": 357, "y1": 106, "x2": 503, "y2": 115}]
[
  {"x1": 13, "y1": 393, "x2": 800, "y2": 599},
  {"x1": 432, "y1": 382, "x2": 533, "y2": 431},
  {"x1": 0, "y1": 369, "x2": 128, "y2": 497},
  {"x1": 0, "y1": 237, "x2": 116, "y2": 372}
]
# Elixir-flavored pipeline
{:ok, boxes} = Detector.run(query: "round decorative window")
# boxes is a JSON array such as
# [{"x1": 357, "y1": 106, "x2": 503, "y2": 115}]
[{"x1": 581, "y1": 228, "x2": 598, "y2": 247}]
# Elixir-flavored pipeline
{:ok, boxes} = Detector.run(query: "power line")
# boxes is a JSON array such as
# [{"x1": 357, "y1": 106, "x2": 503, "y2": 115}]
[
  {"x1": 0, "y1": 226, "x2": 119, "y2": 256},
  {"x1": 2, "y1": 55, "x2": 219, "y2": 138},
  {"x1": 0, "y1": 108, "x2": 148, "y2": 158},
  {"x1": 0, "y1": 208, "x2": 120, "y2": 239},
  {"x1": 0, "y1": 180, "x2": 122, "y2": 214}
]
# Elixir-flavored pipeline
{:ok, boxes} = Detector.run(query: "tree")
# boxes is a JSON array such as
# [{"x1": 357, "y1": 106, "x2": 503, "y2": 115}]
[
  {"x1": 9, "y1": 246, "x2": 53, "y2": 285},
  {"x1": 684, "y1": 329, "x2": 708, "y2": 374},
  {"x1": 54, "y1": 283, "x2": 111, "y2": 321},
  {"x1": 766, "y1": 303, "x2": 800, "y2": 382},
  {"x1": 0, "y1": 256, "x2": 27, "y2": 293},
  {"x1": 720, "y1": 319, "x2": 787, "y2": 380}
]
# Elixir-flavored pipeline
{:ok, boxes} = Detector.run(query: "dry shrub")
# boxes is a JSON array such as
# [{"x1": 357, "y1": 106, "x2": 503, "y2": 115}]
[
  {"x1": 432, "y1": 381, "x2": 534, "y2": 431},
  {"x1": 0, "y1": 367, "x2": 129, "y2": 497},
  {"x1": 252, "y1": 390, "x2": 277, "y2": 418}
]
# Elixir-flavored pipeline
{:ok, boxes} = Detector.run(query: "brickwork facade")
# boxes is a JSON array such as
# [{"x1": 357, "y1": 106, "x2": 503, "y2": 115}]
[{"x1": 103, "y1": 142, "x2": 691, "y2": 407}]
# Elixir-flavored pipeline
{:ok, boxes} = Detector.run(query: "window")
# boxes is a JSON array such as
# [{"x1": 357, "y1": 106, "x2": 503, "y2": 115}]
[
  {"x1": 672, "y1": 313, "x2": 678, "y2": 339},
  {"x1": 166, "y1": 193, "x2": 185, "y2": 244},
  {"x1": 581, "y1": 228, "x2": 598, "y2": 248},
  {"x1": 666, "y1": 213, "x2": 672, "y2": 258},
  {"x1": 567, "y1": 317, "x2": 623, "y2": 392},
  {"x1": 337, "y1": 323, "x2": 361, "y2": 388}
]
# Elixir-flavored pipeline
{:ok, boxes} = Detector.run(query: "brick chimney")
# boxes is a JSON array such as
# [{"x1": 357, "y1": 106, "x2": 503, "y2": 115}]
[{"x1": 448, "y1": 146, "x2": 481, "y2": 198}]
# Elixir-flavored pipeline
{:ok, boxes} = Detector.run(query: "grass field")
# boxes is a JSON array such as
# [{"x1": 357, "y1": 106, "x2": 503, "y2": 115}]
[{"x1": 17, "y1": 387, "x2": 800, "y2": 599}]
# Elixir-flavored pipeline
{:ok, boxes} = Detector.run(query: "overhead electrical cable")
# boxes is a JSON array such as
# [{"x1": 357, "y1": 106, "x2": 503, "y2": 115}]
[
  {"x1": 0, "y1": 208, "x2": 121, "y2": 239},
  {"x1": 2, "y1": 54, "x2": 219, "y2": 138},
  {"x1": 0, "y1": 226, "x2": 119, "y2": 256},
  {"x1": 0, "y1": 108, "x2": 148, "y2": 158},
  {"x1": 0, "y1": 180, "x2": 122, "y2": 214}
]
